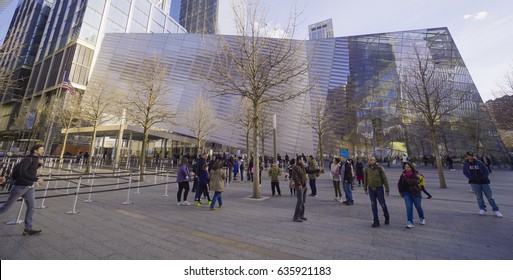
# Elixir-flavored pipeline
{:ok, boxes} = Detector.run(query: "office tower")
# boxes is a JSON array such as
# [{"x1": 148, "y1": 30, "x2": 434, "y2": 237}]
[
  {"x1": 0, "y1": 0, "x2": 50, "y2": 129},
  {"x1": 309, "y1": 18, "x2": 334, "y2": 40},
  {"x1": 0, "y1": 0, "x2": 185, "y2": 134},
  {"x1": 171, "y1": 0, "x2": 218, "y2": 34}
]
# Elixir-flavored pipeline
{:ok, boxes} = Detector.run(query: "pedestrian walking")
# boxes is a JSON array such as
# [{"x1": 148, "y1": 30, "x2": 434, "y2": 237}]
[
  {"x1": 0, "y1": 144, "x2": 45, "y2": 236},
  {"x1": 364, "y1": 157, "x2": 390, "y2": 228},
  {"x1": 330, "y1": 158, "x2": 342, "y2": 202},
  {"x1": 355, "y1": 158, "x2": 364, "y2": 187},
  {"x1": 195, "y1": 164, "x2": 211, "y2": 206},
  {"x1": 306, "y1": 155, "x2": 320, "y2": 197},
  {"x1": 287, "y1": 160, "x2": 295, "y2": 196},
  {"x1": 291, "y1": 157, "x2": 308, "y2": 222},
  {"x1": 418, "y1": 172, "x2": 432, "y2": 199},
  {"x1": 398, "y1": 162, "x2": 425, "y2": 229},
  {"x1": 268, "y1": 161, "x2": 282, "y2": 196},
  {"x1": 239, "y1": 158, "x2": 245, "y2": 182},
  {"x1": 210, "y1": 161, "x2": 226, "y2": 211},
  {"x1": 463, "y1": 151, "x2": 503, "y2": 217},
  {"x1": 177, "y1": 157, "x2": 191, "y2": 206},
  {"x1": 340, "y1": 156, "x2": 354, "y2": 205}
]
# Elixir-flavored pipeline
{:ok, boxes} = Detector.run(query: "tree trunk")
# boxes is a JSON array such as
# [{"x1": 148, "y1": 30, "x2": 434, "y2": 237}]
[
  {"x1": 59, "y1": 129, "x2": 70, "y2": 169},
  {"x1": 140, "y1": 130, "x2": 148, "y2": 182},
  {"x1": 197, "y1": 139, "x2": 202, "y2": 154},
  {"x1": 252, "y1": 111, "x2": 260, "y2": 198},
  {"x1": 245, "y1": 130, "x2": 250, "y2": 159},
  {"x1": 430, "y1": 128, "x2": 447, "y2": 188},
  {"x1": 85, "y1": 124, "x2": 97, "y2": 174},
  {"x1": 318, "y1": 133, "x2": 324, "y2": 173}
]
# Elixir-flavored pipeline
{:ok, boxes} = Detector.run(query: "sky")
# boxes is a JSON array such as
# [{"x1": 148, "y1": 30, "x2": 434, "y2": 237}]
[
  {"x1": 218, "y1": 0, "x2": 513, "y2": 101},
  {"x1": 1, "y1": 0, "x2": 512, "y2": 101}
]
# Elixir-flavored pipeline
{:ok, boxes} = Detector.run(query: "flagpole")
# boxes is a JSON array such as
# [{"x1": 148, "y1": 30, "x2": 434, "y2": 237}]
[{"x1": 43, "y1": 71, "x2": 66, "y2": 156}]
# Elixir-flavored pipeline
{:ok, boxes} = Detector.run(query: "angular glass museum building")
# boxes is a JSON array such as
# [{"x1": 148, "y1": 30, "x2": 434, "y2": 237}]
[{"x1": 88, "y1": 27, "x2": 509, "y2": 161}]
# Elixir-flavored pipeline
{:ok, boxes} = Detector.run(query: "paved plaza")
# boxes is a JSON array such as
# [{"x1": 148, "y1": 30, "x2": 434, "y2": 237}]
[{"x1": 0, "y1": 164, "x2": 512, "y2": 260}]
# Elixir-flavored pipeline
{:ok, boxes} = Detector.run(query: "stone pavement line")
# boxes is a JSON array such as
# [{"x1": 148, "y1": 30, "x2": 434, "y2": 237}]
[{"x1": 116, "y1": 209, "x2": 305, "y2": 260}]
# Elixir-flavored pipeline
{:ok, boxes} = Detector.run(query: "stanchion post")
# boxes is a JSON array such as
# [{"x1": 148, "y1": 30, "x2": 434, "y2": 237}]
[
  {"x1": 84, "y1": 172, "x2": 95, "y2": 203},
  {"x1": 134, "y1": 171, "x2": 141, "y2": 195},
  {"x1": 66, "y1": 177, "x2": 82, "y2": 214},
  {"x1": 154, "y1": 166, "x2": 158, "y2": 185},
  {"x1": 162, "y1": 170, "x2": 169, "y2": 197},
  {"x1": 122, "y1": 174, "x2": 133, "y2": 205},
  {"x1": 115, "y1": 173, "x2": 120, "y2": 189},
  {"x1": 6, "y1": 198, "x2": 24, "y2": 225},
  {"x1": 36, "y1": 174, "x2": 52, "y2": 209}
]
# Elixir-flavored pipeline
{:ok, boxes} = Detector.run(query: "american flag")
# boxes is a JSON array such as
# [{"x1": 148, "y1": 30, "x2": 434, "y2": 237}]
[{"x1": 62, "y1": 77, "x2": 76, "y2": 96}]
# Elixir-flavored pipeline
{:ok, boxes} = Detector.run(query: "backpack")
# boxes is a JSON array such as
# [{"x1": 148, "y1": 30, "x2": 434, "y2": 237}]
[{"x1": 10, "y1": 157, "x2": 33, "y2": 181}]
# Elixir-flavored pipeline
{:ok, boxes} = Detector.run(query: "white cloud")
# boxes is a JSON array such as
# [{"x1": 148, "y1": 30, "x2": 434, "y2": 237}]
[{"x1": 464, "y1": 11, "x2": 488, "y2": 20}]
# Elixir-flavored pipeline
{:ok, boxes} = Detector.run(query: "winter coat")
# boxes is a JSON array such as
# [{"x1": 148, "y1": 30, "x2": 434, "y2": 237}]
[
  {"x1": 364, "y1": 164, "x2": 389, "y2": 191},
  {"x1": 268, "y1": 166, "x2": 282, "y2": 182},
  {"x1": 209, "y1": 168, "x2": 226, "y2": 192}
]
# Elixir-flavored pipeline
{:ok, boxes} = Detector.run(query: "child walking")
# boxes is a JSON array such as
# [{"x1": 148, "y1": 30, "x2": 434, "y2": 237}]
[
  {"x1": 195, "y1": 164, "x2": 211, "y2": 206},
  {"x1": 210, "y1": 161, "x2": 226, "y2": 211}
]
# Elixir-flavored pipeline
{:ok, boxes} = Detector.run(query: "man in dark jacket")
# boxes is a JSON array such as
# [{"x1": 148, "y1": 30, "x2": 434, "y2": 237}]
[
  {"x1": 0, "y1": 144, "x2": 45, "y2": 236},
  {"x1": 463, "y1": 151, "x2": 503, "y2": 217},
  {"x1": 291, "y1": 156, "x2": 308, "y2": 222}
]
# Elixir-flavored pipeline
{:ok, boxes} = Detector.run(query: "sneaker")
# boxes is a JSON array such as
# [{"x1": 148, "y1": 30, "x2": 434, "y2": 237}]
[
  {"x1": 469, "y1": 189, "x2": 474, "y2": 193},
  {"x1": 195, "y1": 202, "x2": 202, "y2": 207},
  {"x1": 495, "y1": 211, "x2": 503, "y2": 218},
  {"x1": 371, "y1": 222, "x2": 380, "y2": 228},
  {"x1": 300, "y1": 217, "x2": 307, "y2": 221},
  {"x1": 292, "y1": 218, "x2": 303, "y2": 222},
  {"x1": 177, "y1": 201, "x2": 182, "y2": 206},
  {"x1": 479, "y1": 209, "x2": 486, "y2": 215},
  {"x1": 22, "y1": 228, "x2": 42, "y2": 236},
  {"x1": 406, "y1": 222, "x2": 414, "y2": 229},
  {"x1": 182, "y1": 201, "x2": 190, "y2": 206},
  {"x1": 207, "y1": 200, "x2": 212, "y2": 205},
  {"x1": 312, "y1": 194, "x2": 317, "y2": 197},
  {"x1": 210, "y1": 208, "x2": 216, "y2": 211},
  {"x1": 427, "y1": 196, "x2": 432, "y2": 199},
  {"x1": 419, "y1": 219, "x2": 426, "y2": 225}
]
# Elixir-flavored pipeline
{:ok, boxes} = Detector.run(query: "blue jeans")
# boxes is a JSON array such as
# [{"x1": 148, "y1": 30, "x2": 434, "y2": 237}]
[
  {"x1": 368, "y1": 187, "x2": 389, "y2": 222},
  {"x1": 342, "y1": 181, "x2": 353, "y2": 203},
  {"x1": 309, "y1": 179, "x2": 317, "y2": 195},
  {"x1": 471, "y1": 184, "x2": 499, "y2": 212},
  {"x1": 0, "y1": 185, "x2": 36, "y2": 230},
  {"x1": 210, "y1": 191, "x2": 223, "y2": 209},
  {"x1": 403, "y1": 192, "x2": 424, "y2": 223},
  {"x1": 293, "y1": 187, "x2": 307, "y2": 219}
]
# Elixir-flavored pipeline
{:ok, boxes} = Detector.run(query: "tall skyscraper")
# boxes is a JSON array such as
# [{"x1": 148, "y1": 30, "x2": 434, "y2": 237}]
[
  {"x1": 171, "y1": 0, "x2": 218, "y2": 34},
  {"x1": 0, "y1": 0, "x2": 185, "y2": 134},
  {"x1": 0, "y1": 0, "x2": 50, "y2": 129},
  {"x1": 308, "y1": 19, "x2": 334, "y2": 40}
]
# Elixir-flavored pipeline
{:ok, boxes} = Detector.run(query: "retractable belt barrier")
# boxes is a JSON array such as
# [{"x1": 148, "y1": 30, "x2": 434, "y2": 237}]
[{"x1": 1, "y1": 170, "x2": 179, "y2": 222}]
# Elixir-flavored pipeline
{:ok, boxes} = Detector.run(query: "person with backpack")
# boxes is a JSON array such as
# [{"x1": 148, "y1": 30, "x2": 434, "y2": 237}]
[
  {"x1": 0, "y1": 144, "x2": 45, "y2": 236},
  {"x1": 330, "y1": 157, "x2": 342, "y2": 202},
  {"x1": 364, "y1": 157, "x2": 390, "y2": 228},
  {"x1": 398, "y1": 162, "x2": 425, "y2": 229}
]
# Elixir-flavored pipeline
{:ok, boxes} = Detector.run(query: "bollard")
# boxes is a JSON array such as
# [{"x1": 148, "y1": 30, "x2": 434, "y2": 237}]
[
  {"x1": 84, "y1": 172, "x2": 95, "y2": 203},
  {"x1": 36, "y1": 174, "x2": 52, "y2": 209},
  {"x1": 122, "y1": 174, "x2": 133, "y2": 205},
  {"x1": 66, "y1": 177, "x2": 82, "y2": 214},
  {"x1": 134, "y1": 171, "x2": 141, "y2": 195},
  {"x1": 6, "y1": 198, "x2": 24, "y2": 225},
  {"x1": 162, "y1": 171, "x2": 169, "y2": 197}
]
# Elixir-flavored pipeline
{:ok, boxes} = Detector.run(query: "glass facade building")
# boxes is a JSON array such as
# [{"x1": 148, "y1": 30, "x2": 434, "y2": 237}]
[
  {"x1": 172, "y1": 0, "x2": 218, "y2": 34},
  {"x1": 87, "y1": 27, "x2": 509, "y2": 161},
  {"x1": 308, "y1": 18, "x2": 334, "y2": 40},
  {"x1": 0, "y1": 0, "x2": 185, "y2": 132}
]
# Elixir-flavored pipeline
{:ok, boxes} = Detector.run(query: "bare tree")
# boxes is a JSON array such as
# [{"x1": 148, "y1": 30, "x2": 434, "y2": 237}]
[
  {"x1": 495, "y1": 62, "x2": 513, "y2": 97},
  {"x1": 400, "y1": 45, "x2": 467, "y2": 188},
  {"x1": 185, "y1": 94, "x2": 217, "y2": 154},
  {"x1": 257, "y1": 113, "x2": 273, "y2": 159},
  {"x1": 234, "y1": 97, "x2": 255, "y2": 157},
  {"x1": 207, "y1": 1, "x2": 311, "y2": 198},
  {"x1": 55, "y1": 92, "x2": 83, "y2": 167},
  {"x1": 301, "y1": 95, "x2": 337, "y2": 172},
  {"x1": 81, "y1": 77, "x2": 120, "y2": 173},
  {"x1": 123, "y1": 55, "x2": 175, "y2": 181}
]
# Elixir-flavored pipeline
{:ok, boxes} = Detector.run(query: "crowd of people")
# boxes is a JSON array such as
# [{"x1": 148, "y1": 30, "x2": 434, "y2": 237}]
[{"x1": 0, "y1": 145, "x2": 504, "y2": 237}]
